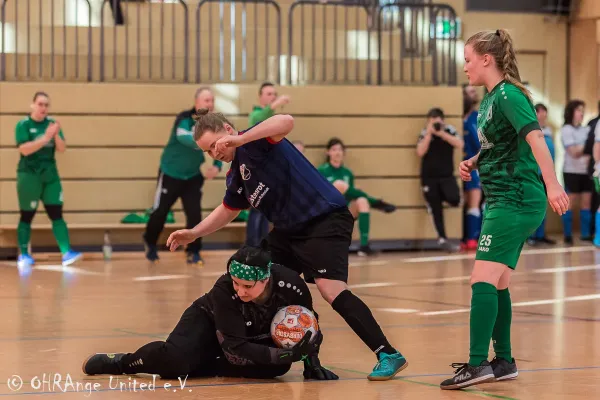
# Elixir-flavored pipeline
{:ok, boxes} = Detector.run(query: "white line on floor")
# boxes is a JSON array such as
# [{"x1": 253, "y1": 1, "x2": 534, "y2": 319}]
[
  {"x1": 403, "y1": 245, "x2": 594, "y2": 263},
  {"x1": 349, "y1": 260, "x2": 389, "y2": 268},
  {"x1": 348, "y1": 282, "x2": 398, "y2": 289},
  {"x1": 34, "y1": 265, "x2": 104, "y2": 275},
  {"x1": 133, "y1": 275, "x2": 191, "y2": 282},
  {"x1": 533, "y1": 264, "x2": 600, "y2": 274},
  {"x1": 419, "y1": 275, "x2": 472, "y2": 283},
  {"x1": 373, "y1": 308, "x2": 419, "y2": 314},
  {"x1": 420, "y1": 293, "x2": 600, "y2": 316}
]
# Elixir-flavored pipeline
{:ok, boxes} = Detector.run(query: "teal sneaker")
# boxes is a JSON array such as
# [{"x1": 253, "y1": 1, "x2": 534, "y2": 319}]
[{"x1": 367, "y1": 352, "x2": 408, "y2": 381}]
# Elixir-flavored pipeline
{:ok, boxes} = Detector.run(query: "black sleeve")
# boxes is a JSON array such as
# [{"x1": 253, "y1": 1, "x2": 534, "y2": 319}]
[
  {"x1": 285, "y1": 269, "x2": 317, "y2": 318},
  {"x1": 212, "y1": 286, "x2": 293, "y2": 366}
]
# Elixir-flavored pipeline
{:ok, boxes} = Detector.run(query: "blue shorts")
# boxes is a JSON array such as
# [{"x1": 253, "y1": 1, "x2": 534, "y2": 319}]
[{"x1": 463, "y1": 170, "x2": 481, "y2": 191}]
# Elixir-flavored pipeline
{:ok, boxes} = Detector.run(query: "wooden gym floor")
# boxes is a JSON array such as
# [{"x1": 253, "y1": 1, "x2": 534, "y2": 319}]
[{"x1": 1, "y1": 242, "x2": 599, "y2": 399}]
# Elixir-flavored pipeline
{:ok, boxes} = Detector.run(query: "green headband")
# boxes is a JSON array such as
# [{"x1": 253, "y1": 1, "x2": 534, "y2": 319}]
[{"x1": 229, "y1": 260, "x2": 272, "y2": 281}]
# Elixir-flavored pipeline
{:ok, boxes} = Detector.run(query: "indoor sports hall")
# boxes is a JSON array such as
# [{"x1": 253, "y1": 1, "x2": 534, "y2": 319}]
[{"x1": 0, "y1": 0, "x2": 599, "y2": 399}]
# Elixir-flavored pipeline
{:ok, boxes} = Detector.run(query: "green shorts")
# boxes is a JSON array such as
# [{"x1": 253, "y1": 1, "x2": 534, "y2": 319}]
[
  {"x1": 17, "y1": 170, "x2": 63, "y2": 211},
  {"x1": 475, "y1": 204, "x2": 545, "y2": 269}
]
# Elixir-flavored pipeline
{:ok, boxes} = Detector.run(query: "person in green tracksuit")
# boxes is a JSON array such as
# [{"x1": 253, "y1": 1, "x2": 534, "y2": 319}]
[
  {"x1": 317, "y1": 138, "x2": 397, "y2": 256},
  {"x1": 143, "y1": 87, "x2": 222, "y2": 264},
  {"x1": 15, "y1": 91, "x2": 82, "y2": 268},
  {"x1": 245, "y1": 82, "x2": 290, "y2": 247}
]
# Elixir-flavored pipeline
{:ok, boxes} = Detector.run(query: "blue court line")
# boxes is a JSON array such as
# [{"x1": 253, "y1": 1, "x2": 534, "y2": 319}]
[{"x1": 2, "y1": 365, "x2": 600, "y2": 397}]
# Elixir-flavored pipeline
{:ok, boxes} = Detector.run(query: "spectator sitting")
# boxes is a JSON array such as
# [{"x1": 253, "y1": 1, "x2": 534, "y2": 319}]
[{"x1": 317, "y1": 138, "x2": 396, "y2": 257}]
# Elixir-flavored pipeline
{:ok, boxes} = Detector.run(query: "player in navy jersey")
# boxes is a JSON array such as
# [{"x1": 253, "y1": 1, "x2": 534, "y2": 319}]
[{"x1": 166, "y1": 109, "x2": 408, "y2": 381}]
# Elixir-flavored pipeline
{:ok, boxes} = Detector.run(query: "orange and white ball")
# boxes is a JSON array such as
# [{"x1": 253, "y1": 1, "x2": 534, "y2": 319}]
[{"x1": 270, "y1": 305, "x2": 319, "y2": 348}]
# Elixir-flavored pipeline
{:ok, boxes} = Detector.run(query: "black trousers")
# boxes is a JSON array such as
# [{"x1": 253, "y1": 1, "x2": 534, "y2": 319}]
[
  {"x1": 119, "y1": 305, "x2": 290, "y2": 379},
  {"x1": 144, "y1": 170, "x2": 204, "y2": 253},
  {"x1": 421, "y1": 177, "x2": 460, "y2": 239}
]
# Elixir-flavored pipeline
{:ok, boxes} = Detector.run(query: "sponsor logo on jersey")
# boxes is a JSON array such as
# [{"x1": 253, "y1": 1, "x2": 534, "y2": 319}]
[
  {"x1": 240, "y1": 164, "x2": 251, "y2": 181},
  {"x1": 478, "y1": 128, "x2": 494, "y2": 150},
  {"x1": 249, "y1": 182, "x2": 269, "y2": 207}
]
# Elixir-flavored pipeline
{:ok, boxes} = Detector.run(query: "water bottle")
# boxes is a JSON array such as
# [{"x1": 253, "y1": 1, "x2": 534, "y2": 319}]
[{"x1": 103, "y1": 231, "x2": 112, "y2": 261}]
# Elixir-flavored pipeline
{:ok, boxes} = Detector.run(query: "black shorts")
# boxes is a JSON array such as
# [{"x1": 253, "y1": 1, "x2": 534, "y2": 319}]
[
  {"x1": 266, "y1": 207, "x2": 354, "y2": 284},
  {"x1": 421, "y1": 176, "x2": 461, "y2": 207},
  {"x1": 563, "y1": 172, "x2": 593, "y2": 194}
]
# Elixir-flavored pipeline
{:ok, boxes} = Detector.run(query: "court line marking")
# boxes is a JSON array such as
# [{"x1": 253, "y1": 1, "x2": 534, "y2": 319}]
[
  {"x1": 132, "y1": 275, "x2": 191, "y2": 282},
  {"x1": 417, "y1": 263, "x2": 600, "y2": 284},
  {"x1": 421, "y1": 293, "x2": 600, "y2": 316},
  {"x1": 348, "y1": 282, "x2": 398, "y2": 289},
  {"x1": 372, "y1": 307, "x2": 419, "y2": 313},
  {"x1": 0, "y1": 263, "x2": 104, "y2": 276},
  {"x1": 327, "y1": 365, "x2": 519, "y2": 400},
  {"x1": 403, "y1": 245, "x2": 594, "y2": 263},
  {"x1": 349, "y1": 260, "x2": 389, "y2": 268},
  {"x1": 3, "y1": 365, "x2": 600, "y2": 397}
]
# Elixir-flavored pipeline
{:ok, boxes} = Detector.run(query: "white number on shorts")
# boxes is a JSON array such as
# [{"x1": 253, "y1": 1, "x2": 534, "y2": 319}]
[{"x1": 479, "y1": 235, "x2": 492, "y2": 247}]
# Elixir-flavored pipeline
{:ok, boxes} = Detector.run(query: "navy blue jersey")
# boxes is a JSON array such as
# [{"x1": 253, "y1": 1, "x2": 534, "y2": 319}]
[
  {"x1": 463, "y1": 110, "x2": 480, "y2": 160},
  {"x1": 223, "y1": 128, "x2": 347, "y2": 231}
]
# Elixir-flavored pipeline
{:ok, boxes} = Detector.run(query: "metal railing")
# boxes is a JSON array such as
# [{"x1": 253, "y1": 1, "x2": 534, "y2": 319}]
[
  {"x1": 99, "y1": 0, "x2": 189, "y2": 82},
  {"x1": 0, "y1": 0, "x2": 92, "y2": 81},
  {"x1": 195, "y1": 0, "x2": 281, "y2": 84},
  {"x1": 287, "y1": 0, "x2": 373, "y2": 85},
  {"x1": 0, "y1": 0, "x2": 458, "y2": 86},
  {"x1": 376, "y1": 2, "x2": 457, "y2": 85}
]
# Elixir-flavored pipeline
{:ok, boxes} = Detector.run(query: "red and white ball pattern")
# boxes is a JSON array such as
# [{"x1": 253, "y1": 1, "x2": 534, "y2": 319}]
[{"x1": 270, "y1": 305, "x2": 319, "y2": 348}]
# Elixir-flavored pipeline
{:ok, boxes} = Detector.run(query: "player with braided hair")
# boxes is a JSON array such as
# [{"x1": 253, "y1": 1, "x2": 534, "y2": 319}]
[{"x1": 440, "y1": 29, "x2": 569, "y2": 390}]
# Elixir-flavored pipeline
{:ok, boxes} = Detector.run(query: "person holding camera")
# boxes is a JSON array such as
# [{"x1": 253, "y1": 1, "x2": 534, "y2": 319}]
[{"x1": 416, "y1": 108, "x2": 464, "y2": 252}]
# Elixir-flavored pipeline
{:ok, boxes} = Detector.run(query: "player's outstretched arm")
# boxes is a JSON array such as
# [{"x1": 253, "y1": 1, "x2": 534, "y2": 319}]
[
  {"x1": 526, "y1": 130, "x2": 569, "y2": 215},
  {"x1": 166, "y1": 204, "x2": 239, "y2": 251},
  {"x1": 240, "y1": 114, "x2": 294, "y2": 144}
]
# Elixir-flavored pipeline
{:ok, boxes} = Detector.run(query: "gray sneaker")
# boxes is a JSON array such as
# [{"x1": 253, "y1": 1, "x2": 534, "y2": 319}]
[{"x1": 440, "y1": 361, "x2": 496, "y2": 390}]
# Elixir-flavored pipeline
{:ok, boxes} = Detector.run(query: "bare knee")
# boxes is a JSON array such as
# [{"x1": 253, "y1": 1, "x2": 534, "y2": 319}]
[
  {"x1": 356, "y1": 197, "x2": 369, "y2": 213},
  {"x1": 470, "y1": 260, "x2": 510, "y2": 288},
  {"x1": 333, "y1": 180, "x2": 349, "y2": 194},
  {"x1": 315, "y1": 278, "x2": 347, "y2": 304}
]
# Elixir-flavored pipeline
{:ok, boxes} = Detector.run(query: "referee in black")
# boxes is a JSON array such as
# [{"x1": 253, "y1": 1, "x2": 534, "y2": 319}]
[{"x1": 416, "y1": 108, "x2": 463, "y2": 252}]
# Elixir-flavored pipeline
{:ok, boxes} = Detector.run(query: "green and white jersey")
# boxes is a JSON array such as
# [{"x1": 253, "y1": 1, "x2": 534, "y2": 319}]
[
  {"x1": 476, "y1": 81, "x2": 546, "y2": 208},
  {"x1": 15, "y1": 116, "x2": 64, "y2": 173}
]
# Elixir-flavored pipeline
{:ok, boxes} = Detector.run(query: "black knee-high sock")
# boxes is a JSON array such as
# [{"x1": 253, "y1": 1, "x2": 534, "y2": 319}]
[
  {"x1": 120, "y1": 341, "x2": 191, "y2": 379},
  {"x1": 331, "y1": 290, "x2": 398, "y2": 357}
]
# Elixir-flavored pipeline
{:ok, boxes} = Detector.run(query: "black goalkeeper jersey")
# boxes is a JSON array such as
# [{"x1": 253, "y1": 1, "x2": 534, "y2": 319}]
[{"x1": 193, "y1": 264, "x2": 316, "y2": 366}]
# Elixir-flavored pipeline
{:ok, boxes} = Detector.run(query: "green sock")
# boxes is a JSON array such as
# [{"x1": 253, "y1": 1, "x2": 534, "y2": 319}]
[
  {"x1": 17, "y1": 222, "x2": 31, "y2": 255},
  {"x1": 51, "y1": 219, "x2": 71, "y2": 254},
  {"x1": 492, "y1": 288, "x2": 512, "y2": 361},
  {"x1": 358, "y1": 212, "x2": 370, "y2": 247},
  {"x1": 469, "y1": 282, "x2": 498, "y2": 366}
]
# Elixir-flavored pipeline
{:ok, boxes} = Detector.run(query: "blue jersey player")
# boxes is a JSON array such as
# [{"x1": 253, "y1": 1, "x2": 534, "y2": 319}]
[
  {"x1": 166, "y1": 109, "x2": 407, "y2": 381},
  {"x1": 462, "y1": 85, "x2": 483, "y2": 250}
]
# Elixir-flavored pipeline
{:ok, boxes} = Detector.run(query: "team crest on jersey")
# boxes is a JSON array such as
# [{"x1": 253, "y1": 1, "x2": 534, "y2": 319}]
[
  {"x1": 486, "y1": 104, "x2": 493, "y2": 121},
  {"x1": 240, "y1": 164, "x2": 251, "y2": 181},
  {"x1": 478, "y1": 128, "x2": 494, "y2": 150}
]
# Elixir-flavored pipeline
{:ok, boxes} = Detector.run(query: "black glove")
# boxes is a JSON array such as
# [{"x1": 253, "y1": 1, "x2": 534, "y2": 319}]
[{"x1": 303, "y1": 354, "x2": 339, "y2": 380}]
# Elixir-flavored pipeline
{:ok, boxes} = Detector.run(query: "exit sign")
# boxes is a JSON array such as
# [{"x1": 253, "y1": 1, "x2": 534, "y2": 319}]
[{"x1": 433, "y1": 16, "x2": 462, "y2": 39}]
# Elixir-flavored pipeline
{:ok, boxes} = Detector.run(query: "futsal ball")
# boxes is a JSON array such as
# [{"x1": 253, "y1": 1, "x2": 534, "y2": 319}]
[{"x1": 270, "y1": 305, "x2": 319, "y2": 348}]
